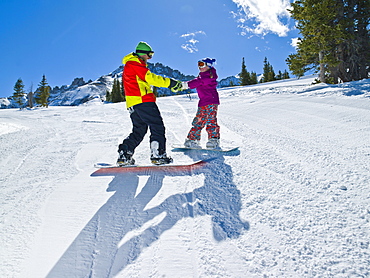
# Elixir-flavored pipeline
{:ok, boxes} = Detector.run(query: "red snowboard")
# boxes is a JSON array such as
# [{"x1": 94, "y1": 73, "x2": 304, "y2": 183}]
[{"x1": 91, "y1": 160, "x2": 208, "y2": 176}]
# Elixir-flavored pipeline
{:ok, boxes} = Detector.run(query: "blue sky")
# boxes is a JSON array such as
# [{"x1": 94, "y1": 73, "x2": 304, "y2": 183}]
[{"x1": 0, "y1": 0, "x2": 299, "y2": 98}]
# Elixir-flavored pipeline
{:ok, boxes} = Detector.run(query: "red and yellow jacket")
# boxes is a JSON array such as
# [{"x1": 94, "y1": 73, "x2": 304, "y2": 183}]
[{"x1": 122, "y1": 53, "x2": 172, "y2": 108}]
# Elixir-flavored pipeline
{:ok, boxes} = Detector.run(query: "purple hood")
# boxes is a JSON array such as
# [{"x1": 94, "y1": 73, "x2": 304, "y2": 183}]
[{"x1": 188, "y1": 67, "x2": 220, "y2": 107}]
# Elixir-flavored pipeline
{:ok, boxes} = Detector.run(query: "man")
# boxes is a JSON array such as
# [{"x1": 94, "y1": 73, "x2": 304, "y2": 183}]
[{"x1": 117, "y1": 41, "x2": 182, "y2": 166}]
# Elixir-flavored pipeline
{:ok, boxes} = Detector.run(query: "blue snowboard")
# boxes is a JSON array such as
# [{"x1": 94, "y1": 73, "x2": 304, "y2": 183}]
[{"x1": 172, "y1": 144, "x2": 239, "y2": 153}]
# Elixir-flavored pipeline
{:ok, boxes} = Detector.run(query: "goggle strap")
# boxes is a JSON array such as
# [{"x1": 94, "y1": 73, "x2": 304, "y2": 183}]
[{"x1": 136, "y1": 50, "x2": 154, "y2": 57}]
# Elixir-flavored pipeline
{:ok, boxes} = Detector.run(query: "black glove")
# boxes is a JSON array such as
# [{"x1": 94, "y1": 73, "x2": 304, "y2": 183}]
[{"x1": 169, "y1": 79, "x2": 182, "y2": 93}]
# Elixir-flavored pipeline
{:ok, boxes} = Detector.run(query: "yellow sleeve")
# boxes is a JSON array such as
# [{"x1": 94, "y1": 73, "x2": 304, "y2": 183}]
[{"x1": 144, "y1": 71, "x2": 171, "y2": 88}]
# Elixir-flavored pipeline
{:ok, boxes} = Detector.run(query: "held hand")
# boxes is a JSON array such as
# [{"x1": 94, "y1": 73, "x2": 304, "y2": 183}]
[
  {"x1": 170, "y1": 80, "x2": 183, "y2": 93},
  {"x1": 181, "y1": 82, "x2": 189, "y2": 90}
]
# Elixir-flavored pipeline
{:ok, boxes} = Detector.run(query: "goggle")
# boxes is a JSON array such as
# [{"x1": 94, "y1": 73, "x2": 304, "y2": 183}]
[
  {"x1": 198, "y1": 61, "x2": 207, "y2": 68},
  {"x1": 137, "y1": 51, "x2": 154, "y2": 58}
]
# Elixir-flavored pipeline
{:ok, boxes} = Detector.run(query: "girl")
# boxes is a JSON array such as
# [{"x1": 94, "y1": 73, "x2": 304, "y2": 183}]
[{"x1": 182, "y1": 58, "x2": 220, "y2": 149}]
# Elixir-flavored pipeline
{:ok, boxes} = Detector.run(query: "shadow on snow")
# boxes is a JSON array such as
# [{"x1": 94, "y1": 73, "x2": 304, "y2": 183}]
[{"x1": 47, "y1": 150, "x2": 248, "y2": 277}]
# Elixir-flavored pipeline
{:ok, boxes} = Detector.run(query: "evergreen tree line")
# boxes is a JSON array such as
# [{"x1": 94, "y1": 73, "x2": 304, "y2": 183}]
[
  {"x1": 286, "y1": 0, "x2": 369, "y2": 83},
  {"x1": 11, "y1": 75, "x2": 164, "y2": 108},
  {"x1": 239, "y1": 57, "x2": 290, "y2": 86},
  {"x1": 12, "y1": 75, "x2": 127, "y2": 108},
  {"x1": 13, "y1": 58, "x2": 291, "y2": 108},
  {"x1": 106, "y1": 78, "x2": 125, "y2": 103},
  {"x1": 12, "y1": 75, "x2": 50, "y2": 108}
]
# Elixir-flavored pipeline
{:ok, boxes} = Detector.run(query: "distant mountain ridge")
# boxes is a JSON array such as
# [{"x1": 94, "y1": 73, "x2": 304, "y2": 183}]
[{"x1": 1, "y1": 63, "x2": 240, "y2": 108}]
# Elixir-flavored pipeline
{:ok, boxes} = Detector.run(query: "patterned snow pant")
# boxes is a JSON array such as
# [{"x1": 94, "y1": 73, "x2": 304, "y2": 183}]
[{"x1": 187, "y1": 104, "x2": 220, "y2": 141}]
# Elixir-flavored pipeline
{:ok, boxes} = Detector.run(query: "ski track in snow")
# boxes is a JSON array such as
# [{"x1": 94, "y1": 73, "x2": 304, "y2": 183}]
[{"x1": 1, "y1": 76, "x2": 370, "y2": 277}]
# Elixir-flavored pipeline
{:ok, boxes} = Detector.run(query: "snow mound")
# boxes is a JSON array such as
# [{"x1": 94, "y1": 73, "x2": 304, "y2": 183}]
[{"x1": 0, "y1": 122, "x2": 28, "y2": 135}]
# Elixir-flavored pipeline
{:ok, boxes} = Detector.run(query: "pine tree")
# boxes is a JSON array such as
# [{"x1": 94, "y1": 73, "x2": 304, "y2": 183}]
[
  {"x1": 13, "y1": 78, "x2": 26, "y2": 108},
  {"x1": 287, "y1": 0, "x2": 370, "y2": 83},
  {"x1": 240, "y1": 57, "x2": 251, "y2": 85},
  {"x1": 106, "y1": 90, "x2": 111, "y2": 102},
  {"x1": 283, "y1": 70, "x2": 290, "y2": 79},
  {"x1": 35, "y1": 75, "x2": 50, "y2": 107},
  {"x1": 111, "y1": 79, "x2": 119, "y2": 103},
  {"x1": 267, "y1": 64, "x2": 276, "y2": 82},
  {"x1": 262, "y1": 57, "x2": 268, "y2": 82},
  {"x1": 250, "y1": 72, "x2": 258, "y2": 84},
  {"x1": 286, "y1": 53, "x2": 306, "y2": 78},
  {"x1": 262, "y1": 57, "x2": 276, "y2": 83},
  {"x1": 277, "y1": 70, "x2": 283, "y2": 80},
  {"x1": 110, "y1": 79, "x2": 125, "y2": 103}
]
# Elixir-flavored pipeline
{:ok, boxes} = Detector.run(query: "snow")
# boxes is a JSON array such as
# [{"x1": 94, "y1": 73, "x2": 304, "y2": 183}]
[{"x1": 1, "y1": 75, "x2": 369, "y2": 277}]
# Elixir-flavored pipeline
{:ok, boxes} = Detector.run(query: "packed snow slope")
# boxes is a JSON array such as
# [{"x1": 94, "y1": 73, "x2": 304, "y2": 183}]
[{"x1": 1, "y1": 76, "x2": 370, "y2": 277}]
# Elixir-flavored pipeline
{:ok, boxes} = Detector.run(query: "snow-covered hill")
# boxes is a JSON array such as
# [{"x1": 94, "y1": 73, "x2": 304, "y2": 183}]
[{"x1": 1, "y1": 76, "x2": 369, "y2": 277}]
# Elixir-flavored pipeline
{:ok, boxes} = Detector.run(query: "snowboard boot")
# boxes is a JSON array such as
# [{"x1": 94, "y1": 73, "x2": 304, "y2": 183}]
[
  {"x1": 206, "y1": 138, "x2": 220, "y2": 149},
  {"x1": 184, "y1": 139, "x2": 201, "y2": 149},
  {"x1": 150, "y1": 141, "x2": 173, "y2": 165},
  {"x1": 117, "y1": 149, "x2": 135, "y2": 166},
  {"x1": 151, "y1": 154, "x2": 173, "y2": 165}
]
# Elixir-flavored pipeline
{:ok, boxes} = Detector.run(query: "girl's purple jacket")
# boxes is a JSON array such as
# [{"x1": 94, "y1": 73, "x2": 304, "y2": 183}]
[{"x1": 188, "y1": 67, "x2": 220, "y2": 107}]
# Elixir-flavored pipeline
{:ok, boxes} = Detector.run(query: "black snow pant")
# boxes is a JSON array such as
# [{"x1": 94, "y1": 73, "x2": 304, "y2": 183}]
[{"x1": 118, "y1": 102, "x2": 167, "y2": 156}]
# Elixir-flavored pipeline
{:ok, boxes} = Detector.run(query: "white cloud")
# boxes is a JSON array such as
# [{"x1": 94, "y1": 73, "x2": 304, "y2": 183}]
[
  {"x1": 180, "y1": 31, "x2": 206, "y2": 53},
  {"x1": 290, "y1": 37, "x2": 300, "y2": 48},
  {"x1": 231, "y1": 0, "x2": 291, "y2": 37}
]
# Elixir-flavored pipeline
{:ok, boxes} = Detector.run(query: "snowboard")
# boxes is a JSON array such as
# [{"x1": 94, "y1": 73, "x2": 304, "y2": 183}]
[
  {"x1": 172, "y1": 144, "x2": 239, "y2": 153},
  {"x1": 91, "y1": 159, "x2": 208, "y2": 176}
]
